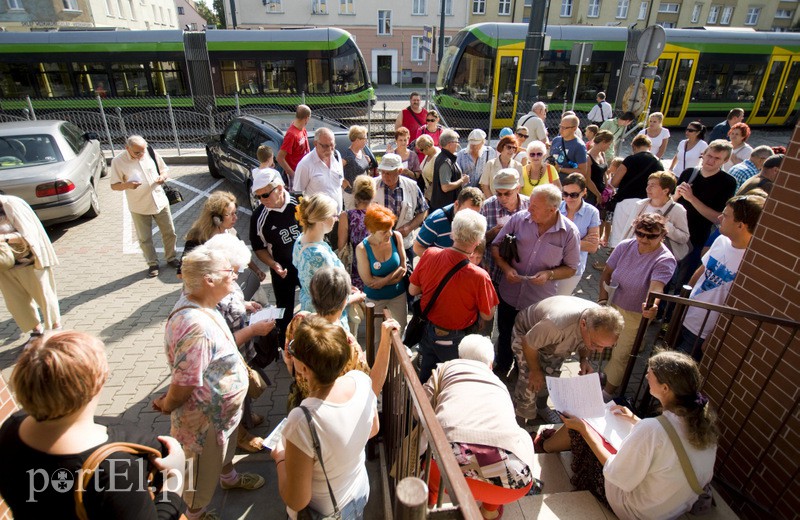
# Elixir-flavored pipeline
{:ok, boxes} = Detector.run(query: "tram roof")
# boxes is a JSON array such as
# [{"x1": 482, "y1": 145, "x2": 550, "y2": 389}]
[{"x1": 0, "y1": 30, "x2": 184, "y2": 44}]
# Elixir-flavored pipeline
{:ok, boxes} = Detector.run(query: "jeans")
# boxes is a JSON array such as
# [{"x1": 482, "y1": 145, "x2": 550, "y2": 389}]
[
  {"x1": 302, "y1": 483, "x2": 368, "y2": 519},
  {"x1": 677, "y1": 326, "x2": 705, "y2": 362},
  {"x1": 495, "y1": 298, "x2": 520, "y2": 374},
  {"x1": 270, "y1": 263, "x2": 300, "y2": 349},
  {"x1": 418, "y1": 321, "x2": 465, "y2": 384}
]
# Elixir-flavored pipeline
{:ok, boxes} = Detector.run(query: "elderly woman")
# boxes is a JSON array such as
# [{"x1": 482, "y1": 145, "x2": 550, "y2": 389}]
[
  {"x1": 0, "y1": 194, "x2": 60, "y2": 340},
  {"x1": 724, "y1": 122, "x2": 753, "y2": 171},
  {"x1": 342, "y1": 125, "x2": 375, "y2": 210},
  {"x1": 0, "y1": 331, "x2": 186, "y2": 518},
  {"x1": 417, "y1": 134, "x2": 440, "y2": 200},
  {"x1": 409, "y1": 210, "x2": 499, "y2": 383},
  {"x1": 457, "y1": 128, "x2": 496, "y2": 187},
  {"x1": 204, "y1": 233, "x2": 276, "y2": 453},
  {"x1": 425, "y1": 335, "x2": 536, "y2": 520},
  {"x1": 609, "y1": 134, "x2": 664, "y2": 204},
  {"x1": 356, "y1": 203, "x2": 408, "y2": 345},
  {"x1": 609, "y1": 171, "x2": 690, "y2": 262},
  {"x1": 480, "y1": 135, "x2": 524, "y2": 198},
  {"x1": 520, "y1": 140, "x2": 559, "y2": 196},
  {"x1": 557, "y1": 174, "x2": 600, "y2": 296},
  {"x1": 430, "y1": 129, "x2": 469, "y2": 211},
  {"x1": 389, "y1": 126, "x2": 423, "y2": 188},
  {"x1": 155, "y1": 246, "x2": 264, "y2": 520},
  {"x1": 597, "y1": 213, "x2": 676, "y2": 397},
  {"x1": 539, "y1": 351, "x2": 718, "y2": 520},
  {"x1": 414, "y1": 109, "x2": 443, "y2": 162},
  {"x1": 637, "y1": 112, "x2": 670, "y2": 159},
  {"x1": 272, "y1": 314, "x2": 398, "y2": 519},
  {"x1": 669, "y1": 122, "x2": 708, "y2": 176},
  {"x1": 338, "y1": 175, "x2": 375, "y2": 292}
]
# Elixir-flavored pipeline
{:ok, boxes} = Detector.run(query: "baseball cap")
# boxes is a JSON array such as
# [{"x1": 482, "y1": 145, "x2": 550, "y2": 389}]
[
  {"x1": 499, "y1": 127, "x2": 514, "y2": 138},
  {"x1": 468, "y1": 129, "x2": 487, "y2": 143},
  {"x1": 493, "y1": 168, "x2": 520, "y2": 191},
  {"x1": 251, "y1": 168, "x2": 283, "y2": 193},
  {"x1": 378, "y1": 153, "x2": 403, "y2": 171},
  {"x1": 763, "y1": 154, "x2": 784, "y2": 169}
]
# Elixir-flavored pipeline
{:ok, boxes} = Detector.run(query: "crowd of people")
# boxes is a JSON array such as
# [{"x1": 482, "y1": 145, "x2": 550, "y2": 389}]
[{"x1": 0, "y1": 92, "x2": 784, "y2": 520}]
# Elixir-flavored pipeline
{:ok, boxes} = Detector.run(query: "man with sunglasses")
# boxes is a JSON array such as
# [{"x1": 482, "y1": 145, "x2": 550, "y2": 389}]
[{"x1": 250, "y1": 168, "x2": 301, "y2": 348}]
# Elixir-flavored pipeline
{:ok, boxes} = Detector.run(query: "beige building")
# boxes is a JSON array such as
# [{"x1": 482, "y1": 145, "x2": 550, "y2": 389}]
[
  {"x1": 0, "y1": 0, "x2": 179, "y2": 30},
  {"x1": 467, "y1": 0, "x2": 800, "y2": 31},
  {"x1": 221, "y1": 0, "x2": 469, "y2": 85},
  {"x1": 176, "y1": 0, "x2": 209, "y2": 30},
  {"x1": 86, "y1": 0, "x2": 179, "y2": 29}
]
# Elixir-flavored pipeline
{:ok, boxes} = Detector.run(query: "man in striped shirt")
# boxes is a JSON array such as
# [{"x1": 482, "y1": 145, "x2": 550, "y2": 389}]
[{"x1": 413, "y1": 187, "x2": 484, "y2": 257}]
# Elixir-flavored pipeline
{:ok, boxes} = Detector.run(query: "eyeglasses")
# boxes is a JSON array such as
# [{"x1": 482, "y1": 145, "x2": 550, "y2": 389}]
[
  {"x1": 258, "y1": 187, "x2": 276, "y2": 199},
  {"x1": 505, "y1": 144, "x2": 517, "y2": 150},
  {"x1": 217, "y1": 269, "x2": 238, "y2": 278},
  {"x1": 286, "y1": 339, "x2": 296, "y2": 357},
  {"x1": 496, "y1": 190, "x2": 516, "y2": 198},
  {"x1": 426, "y1": 118, "x2": 437, "y2": 122},
  {"x1": 634, "y1": 230, "x2": 661, "y2": 240},
  {"x1": 529, "y1": 152, "x2": 544, "y2": 157},
  {"x1": 562, "y1": 191, "x2": 582, "y2": 199}
]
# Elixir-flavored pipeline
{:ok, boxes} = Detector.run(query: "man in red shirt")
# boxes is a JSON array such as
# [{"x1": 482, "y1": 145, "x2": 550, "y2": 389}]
[
  {"x1": 276, "y1": 104, "x2": 311, "y2": 188},
  {"x1": 394, "y1": 91, "x2": 428, "y2": 134}
]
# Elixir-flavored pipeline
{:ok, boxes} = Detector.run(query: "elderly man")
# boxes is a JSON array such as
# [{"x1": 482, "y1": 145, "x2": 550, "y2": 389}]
[
  {"x1": 109, "y1": 135, "x2": 178, "y2": 278},
  {"x1": 550, "y1": 114, "x2": 588, "y2": 184},
  {"x1": 456, "y1": 129, "x2": 496, "y2": 187},
  {"x1": 481, "y1": 169, "x2": 531, "y2": 285},
  {"x1": 512, "y1": 296, "x2": 624, "y2": 424},
  {"x1": 431, "y1": 129, "x2": 469, "y2": 212},
  {"x1": 599, "y1": 111, "x2": 635, "y2": 163},
  {"x1": 737, "y1": 153, "x2": 783, "y2": 196},
  {"x1": 517, "y1": 101, "x2": 549, "y2": 148},
  {"x1": 395, "y1": 91, "x2": 428, "y2": 132},
  {"x1": 276, "y1": 104, "x2": 311, "y2": 187},
  {"x1": 729, "y1": 144, "x2": 772, "y2": 190},
  {"x1": 249, "y1": 168, "x2": 301, "y2": 348},
  {"x1": 373, "y1": 153, "x2": 429, "y2": 258},
  {"x1": 491, "y1": 184, "x2": 581, "y2": 378},
  {"x1": 293, "y1": 127, "x2": 345, "y2": 213},
  {"x1": 413, "y1": 187, "x2": 483, "y2": 256}
]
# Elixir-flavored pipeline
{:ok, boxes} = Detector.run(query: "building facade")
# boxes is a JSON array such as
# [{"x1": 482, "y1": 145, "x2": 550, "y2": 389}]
[
  {"x1": 221, "y1": 0, "x2": 469, "y2": 85},
  {"x1": 0, "y1": 0, "x2": 179, "y2": 31},
  {"x1": 175, "y1": 0, "x2": 208, "y2": 30}
]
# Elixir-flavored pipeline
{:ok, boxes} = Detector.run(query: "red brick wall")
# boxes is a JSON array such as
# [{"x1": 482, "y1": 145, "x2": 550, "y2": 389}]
[
  {"x1": 0, "y1": 373, "x2": 17, "y2": 519},
  {"x1": 700, "y1": 123, "x2": 800, "y2": 518}
]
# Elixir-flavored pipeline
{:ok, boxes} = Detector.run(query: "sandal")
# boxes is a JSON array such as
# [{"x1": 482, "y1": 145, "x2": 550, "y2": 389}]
[
  {"x1": 237, "y1": 430, "x2": 265, "y2": 453},
  {"x1": 251, "y1": 412, "x2": 264, "y2": 427},
  {"x1": 592, "y1": 260, "x2": 607, "y2": 271},
  {"x1": 533, "y1": 428, "x2": 557, "y2": 453}
]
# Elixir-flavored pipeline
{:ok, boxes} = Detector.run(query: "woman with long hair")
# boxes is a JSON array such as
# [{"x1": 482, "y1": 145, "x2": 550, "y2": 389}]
[
  {"x1": 338, "y1": 175, "x2": 375, "y2": 292},
  {"x1": 670, "y1": 122, "x2": 708, "y2": 176},
  {"x1": 414, "y1": 109, "x2": 443, "y2": 163},
  {"x1": 637, "y1": 112, "x2": 670, "y2": 159}
]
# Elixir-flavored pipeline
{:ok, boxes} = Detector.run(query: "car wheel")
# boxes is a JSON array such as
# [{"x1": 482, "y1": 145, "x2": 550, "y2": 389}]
[
  {"x1": 207, "y1": 149, "x2": 222, "y2": 179},
  {"x1": 84, "y1": 183, "x2": 101, "y2": 219}
]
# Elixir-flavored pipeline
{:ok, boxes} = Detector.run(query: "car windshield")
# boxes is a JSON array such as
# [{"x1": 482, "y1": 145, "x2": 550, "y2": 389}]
[{"x1": 0, "y1": 135, "x2": 60, "y2": 170}]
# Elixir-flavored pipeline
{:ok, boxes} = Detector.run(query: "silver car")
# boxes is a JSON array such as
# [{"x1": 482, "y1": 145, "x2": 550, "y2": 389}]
[{"x1": 0, "y1": 120, "x2": 104, "y2": 225}]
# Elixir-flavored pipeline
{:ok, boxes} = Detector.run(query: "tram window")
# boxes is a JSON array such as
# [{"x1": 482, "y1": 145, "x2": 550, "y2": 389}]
[
  {"x1": 0, "y1": 63, "x2": 36, "y2": 98},
  {"x1": 332, "y1": 52, "x2": 366, "y2": 93},
  {"x1": 151, "y1": 61, "x2": 186, "y2": 96},
  {"x1": 728, "y1": 63, "x2": 764, "y2": 102},
  {"x1": 306, "y1": 58, "x2": 331, "y2": 94},
  {"x1": 450, "y1": 41, "x2": 493, "y2": 100},
  {"x1": 34, "y1": 63, "x2": 74, "y2": 98},
  {"x1": 112, "y1": 63, "x2": 149, "y2": 97},
  {"x1": 261, "y1": 59, "x2": 297, "y2": 94},
  {"x1": 691, "y1": 61, "x2": 728, "y2": 101},
  {"x1": 576, "y1": 61, "x2": 611, "y2": 101},
  {"x1": 220, "y1": 60, "x2": 260, "y2": 95},
  {"x1": 74, "y1": 63, "x2": 111, "y2": 97},
  {"x1": 540, "y1": 59, "x2": 571, "y2": 102}
]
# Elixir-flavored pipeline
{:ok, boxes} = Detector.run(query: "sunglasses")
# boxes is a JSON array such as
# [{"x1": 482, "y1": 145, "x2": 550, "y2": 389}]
[
  {"x1": 562, "y1": 191, "x2": 582, "y2": 199},
  {"x1": 516, "y1": 132, "x2": 529, "y2": 137},
  {"x1": 426, "y1": 118, "x2": 437, "y2": 122},
  {"x1": 258, "y1": 187, "x2": 276, "y2": 199},
  {"x1": 529, "y1": 152, "x2": 544, "y2": 157},
  {"x1": 634, "y1": 230, "x2": 661, "y2": 240},
  {"x1": 505, "y1": 144, "x2": 517, "y2": 150},
  {"x1": 686, "y1": 128, "x2": 699, "y2": 133}
]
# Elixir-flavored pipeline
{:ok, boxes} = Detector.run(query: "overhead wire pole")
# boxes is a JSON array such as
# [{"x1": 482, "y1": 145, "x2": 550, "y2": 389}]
[
  {"x1": 437, "y1": 0, "x2": 446, "y2": 64},
  {"x1": 516, "y1": 0, "x2": 548, "y2": 119}
]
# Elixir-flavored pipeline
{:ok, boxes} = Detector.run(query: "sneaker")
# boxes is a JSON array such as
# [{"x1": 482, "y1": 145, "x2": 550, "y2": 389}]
[
  {"x1": 219, "y1": 472, "x2": 265, "y2": 490},
  {"x1": 147, "y1": 265, "x2": 159, "y2": 278},
  {"x1": 537, "y1": 408, "x2": 562, "y2": 424},
  {"x1": 167, "y1": 258, "x2": 182, "y2": 269}
]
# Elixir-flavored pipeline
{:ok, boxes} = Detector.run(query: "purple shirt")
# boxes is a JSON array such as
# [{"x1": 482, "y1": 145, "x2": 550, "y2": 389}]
[
  {"x1": 492, "y1": 211, "x2": 581, "y2": 310},
  {"x1": 606, "y1": 238, "x2": 676, "y2": 312}
]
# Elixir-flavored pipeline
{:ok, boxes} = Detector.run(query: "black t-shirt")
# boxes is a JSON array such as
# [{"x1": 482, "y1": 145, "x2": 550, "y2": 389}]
[
  {"x1": 249, "y1": 194, "x2": 302, "y2": 268},
  {"x1": 587, "y1": 154, "x2": 607, "y2": 206},
  {"x1": 677, "y1": 168, "x2": 737, "y2": 248},
  {"x1": 617, "y1": 152, "x2": 663, "y2": 201},
  {"x1": 0, "y1": 412, "x2": 184, "y2": 520}
]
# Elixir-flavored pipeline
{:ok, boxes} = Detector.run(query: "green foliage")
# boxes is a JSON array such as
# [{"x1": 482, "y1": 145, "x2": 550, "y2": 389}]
[
  {"x1": 194, "y1": 0, "x2": 219, "y2": 25},
  {"x1": 211, "y1": 0, "x2": 226, "y2": 27}
]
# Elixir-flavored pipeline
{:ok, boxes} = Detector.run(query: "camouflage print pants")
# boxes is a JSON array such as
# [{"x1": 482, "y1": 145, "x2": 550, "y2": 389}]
[{"x1": 511, "y1": 337, "x2": 568, "y2": 420}]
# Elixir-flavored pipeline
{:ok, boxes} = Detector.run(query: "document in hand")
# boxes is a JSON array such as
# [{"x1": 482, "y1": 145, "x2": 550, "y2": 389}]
[
  {"x1": 546, "y1": 373, "x2": 634, "y2": 451},
  {"x1": 250, "y1": 306, "x2": 285, "y2": 323}
]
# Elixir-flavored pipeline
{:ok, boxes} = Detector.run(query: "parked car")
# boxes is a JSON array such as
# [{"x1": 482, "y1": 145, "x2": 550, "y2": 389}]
[
  {"x1": 0, "y1": 120, "x2": 104, "y2": 225},
  {"x1": 206, "y1": 114, "x2": 376, "y2": 209}
]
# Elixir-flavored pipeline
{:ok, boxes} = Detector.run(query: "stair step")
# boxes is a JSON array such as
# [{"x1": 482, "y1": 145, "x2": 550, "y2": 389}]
[{"x1": 501, "y1": 490, "x2": 616, "y2": 519}]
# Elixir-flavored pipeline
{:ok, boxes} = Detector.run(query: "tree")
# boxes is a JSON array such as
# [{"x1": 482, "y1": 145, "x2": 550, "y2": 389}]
[
  {"x1": 211, "y1": 0, "x2": 226, "y2": 28},
  {"x1": 195, "y1": 0, "x2": 220, "y2": 26}
]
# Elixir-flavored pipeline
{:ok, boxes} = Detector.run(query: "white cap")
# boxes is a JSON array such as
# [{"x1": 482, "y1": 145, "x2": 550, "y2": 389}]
[
  {"x1": 378, "y1": 153, "x2": 403, "y2": 171},
  {"x1": 251, "y1": 168, "x2": 284, "y2": 193},
  {"x1": 468, "y1": 129, "x2": 487, "y2": 143}
]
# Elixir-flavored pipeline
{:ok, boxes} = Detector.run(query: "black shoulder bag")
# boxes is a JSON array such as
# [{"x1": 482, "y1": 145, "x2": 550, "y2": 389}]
[
  {"x1": 147, "y1": 145, "x2": 183, "y2": 205},
  {"x1": 403, "y1": 258, "x2": 469, "y2": 347},
  {"x1": 296, "y1": 406, "x2": 342, "y2": 520}
]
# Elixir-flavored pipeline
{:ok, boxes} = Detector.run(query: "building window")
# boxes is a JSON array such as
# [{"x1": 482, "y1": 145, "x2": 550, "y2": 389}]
[
  {"x1": 439, "y1": 0, "x2": 452, "y2": 15},
  {"x1": 177, "y1": 5, "x2": 184, "y2": 14},
  {"x1": 159, "y1": 6, "x2": 165, "y2": 23},
  {"x1": 116, "y1": 0, "x2": 126, "y2": 17},
  {"x1": 312, "y1": 0, "x2": 327, "y2": 14},
  {"x1": 498, "y1": 0, "x2": 510, "y2": 14},
  {"x1": 707, "y1": 4, "x2": 718, "y2": 22},
  {"x1": 638, "y1": 1, "x2": 647, "y2": 19},
  {"x1": 105, "y1": 0, "x2": 115, "y2": 15},
  {"x1": 657, "y1": 3, "x2": 679, "y2": 13},
  {"x1": 720, "y1": 5, "x2": 732, "y2": 24},
  {"x1": 560, "y1": 0, "x2": 572, "y2": 17},
  {"x1": 659, "y1": 21, "x2": 675, "y2": 27},
  {"x1": 411, "y1": 36, "x2": 425, "y2": 62},
  {"x1": 340, "y1": 0, "x2": 353, "y2": 14},
  {"x1": 412, "y1": 0, "x2": 426, "y2": 15},
  {"x1": 616, "y1": 0, "x2": 629, "y2": 18},
  {"x1": 744, "y1": 7, "x2": 760, "y2": 25},
  {"x1": 587, "y1": 0, "x2": 600, "y2": 17},
  {"x1": 266, "y1": 0, "x2": 282, "y2": 12},
  {"x1": 690, "y1": 3, "x2": 701, "y2": 22},
  {"x1": 378, "y1": 9, "x2": 391, "y2": 35},
  {"x1": 128, "y1": 0, "x2": 135, "y2": 18},
  {"x1": 7, "y1": 0, "x2": 24, "y2": 10},
  {"x1": 775, "y1": 8, "x2": 792, "y2": 19},
  {"x1": 472, "y1": 0, "x2": 485, "y2": 13}
]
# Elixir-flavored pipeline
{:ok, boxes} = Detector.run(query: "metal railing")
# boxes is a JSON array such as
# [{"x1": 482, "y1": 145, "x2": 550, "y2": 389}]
[
  {"x1": 619, "y1": 290, "x2": 800, "y2": 516},
  {"x1": 364, "y1": 304, "x2": 482, "y2": 519}
]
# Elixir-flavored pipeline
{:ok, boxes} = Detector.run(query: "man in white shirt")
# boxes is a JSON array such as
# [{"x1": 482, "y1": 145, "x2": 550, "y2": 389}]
[
  {"x1": 293, "y1": 127, "x2": 345, "y2": 213},
  {"x1": 587, "y1": 91, "x2": 613, "y2": 125},
  {"x1": 517, "y1": 101, "x2": 549, "y2": 148},
  {"x1": 109, "y1": 135, "x2": 178, "y2": 278},
  {"x1": 678, "y1": 194, "x2": 765, "y2": 360}
]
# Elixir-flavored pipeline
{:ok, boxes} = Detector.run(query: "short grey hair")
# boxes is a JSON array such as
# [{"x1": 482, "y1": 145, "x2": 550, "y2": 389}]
[
  {"x1": 452, "y1": 209, "x2": 487, "y2": 244},
  {"x1": 527, "y1": 140, "x2": 547, "y2": 154},
  {"x1": 181, "y1": 245, "x2": 229, "y2": 293},
  {"x1": 532, "y1": 184, "x2": 562, "y2": 208},
  {"x1": 532, "y1": 101, "x2": 547, "y2": 113},
  {"x1": 439, "y1": 129, "x2": 460, "y2": 148},
  {"x1": 458, "y1": 334, "x2": 494, "y2": 366},
  {"x1": 126, "y1": 135, "x2": 147, "y2": 148},
  {"x1": 310, "y1": 266, "x2": 351, "y2": 317},
  {"x1": 750, "y1": 145, "x2": 773, "y2": 159},
  {"x1": 204, "y1": 233, "x2": 251, "y2": 271},
  {"x1": 315, "y1": 126, "x2": 335, "y2": 142},
  {"x1": 584, "y1": 306, "x2": 625, "y2": 337}
]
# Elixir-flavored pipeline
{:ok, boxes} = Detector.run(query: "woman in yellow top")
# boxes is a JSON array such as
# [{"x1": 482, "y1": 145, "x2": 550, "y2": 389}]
[{"x1": 520, "y1": 141, "x2": 560, "y2": 196}]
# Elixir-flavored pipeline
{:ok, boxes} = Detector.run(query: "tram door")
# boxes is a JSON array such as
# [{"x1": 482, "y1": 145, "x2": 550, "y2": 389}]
[
  {"x1": 492, "y1": 51, "x2": 522, "y2": 128},
  {"x1": 750, "y1": 55, "x2": 800, "y2": 126},
  {"x1": 653, "y1": 51, "x2": 699, "y2": 127}
]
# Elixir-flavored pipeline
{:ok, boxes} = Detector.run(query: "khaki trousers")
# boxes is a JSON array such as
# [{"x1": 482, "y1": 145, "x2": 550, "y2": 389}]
[
  {"x1": 183, "y1": 425, "x2": 237, "y2": 510},
  {"x1": 130, "y1": 206, "x2": 177, "y2": 266},
  {"x1": 0, "y1": 265, "x2": 60, "y2": 331}
]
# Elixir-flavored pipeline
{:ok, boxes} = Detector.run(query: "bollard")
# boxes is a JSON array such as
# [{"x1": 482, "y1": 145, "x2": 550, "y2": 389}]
[
  {"x1": 115, "y1": 106, "x2": 127, "y2": 137},
  {"x1": 302, "y1": 91, "x2": 306, "y2": 106},
  {"x1": 25, "y1": 96, "x2": 36, "y2": 121},
  {"x1": 96, "y1": 95, "x2": 115, "y2": 154},
  {"x1": 393, "y1": 477, "x2": 428, "y2": 520},
  {"x1": 207, "y1": 104, "x2": 217, "y2": 134},
  {"x1": 166, "y1": 94, "x2": 181, "y2": 156}
]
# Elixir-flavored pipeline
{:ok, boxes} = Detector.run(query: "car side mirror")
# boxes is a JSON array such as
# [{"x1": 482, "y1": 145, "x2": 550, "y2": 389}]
[{"x1": 84, "y1": 132, "x2": 99, "y2": 141}]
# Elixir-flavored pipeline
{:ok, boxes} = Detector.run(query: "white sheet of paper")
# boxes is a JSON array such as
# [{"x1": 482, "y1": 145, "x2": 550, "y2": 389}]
[
  {"x1": 250, "y1": 306, "x2": 284, "y2": 323},
  {"x1": 546, "y1": 372, "x2": 605, "y2": 418},
  {"x1": 262, "y1": 418, "x2": 288, "y2": 450},
  {"x1": 585, "y1": 402, "x2": 635, "y2": 451},
  {"x1": 127, "y1": 172, "x2": 142, "y2": 183}
]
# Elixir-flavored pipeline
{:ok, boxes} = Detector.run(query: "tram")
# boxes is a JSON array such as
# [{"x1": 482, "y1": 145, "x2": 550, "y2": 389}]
[
  {"x1": 435, "y1": 23, "x2": 800, "y2": 129},
  {"x1": 0, "y1": 28, "x2": 374, "y2": 112}
]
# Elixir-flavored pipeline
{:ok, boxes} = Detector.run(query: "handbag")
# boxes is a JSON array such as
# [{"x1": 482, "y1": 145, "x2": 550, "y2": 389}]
[
  {"x1": 335, "y1": 241, "x2": 353, "y2": 272},
  {"x1": 657, "y1": 415, "x2": 715, "y2": 515},
  {"x1": 296, "y1": 406, "x2": 343, "y2": 520},
  {"x1": 498, "y1": 233, "x2": 520, "y2": 264},
  {"x1": 403, "y1": 258, "x2": 469, "y2": 347},
  {"x1": 147, "y1": 144, "x2": 183, "y2": 205},
  {"x1": 0, "y1": 240, "x2": 15, "y2": 272}
]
